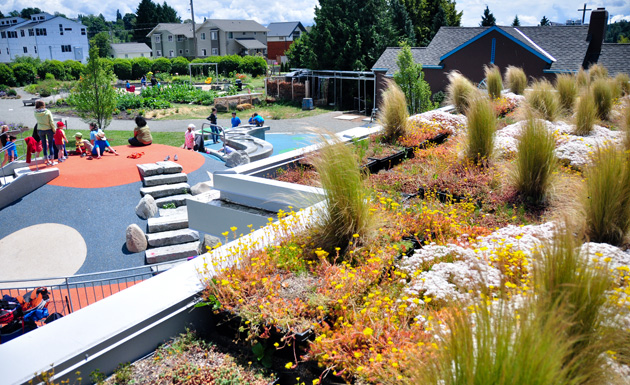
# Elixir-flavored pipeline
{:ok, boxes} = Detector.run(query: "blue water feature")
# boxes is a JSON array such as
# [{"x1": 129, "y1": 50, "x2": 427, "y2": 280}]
[{"x1": 201, "y1": 133, "x2": 318, "y2": 161}]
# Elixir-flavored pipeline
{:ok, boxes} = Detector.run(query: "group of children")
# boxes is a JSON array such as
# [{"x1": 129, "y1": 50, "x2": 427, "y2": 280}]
[{"x1": 1, "y1": 125, "x2": 18, "y2": 167}]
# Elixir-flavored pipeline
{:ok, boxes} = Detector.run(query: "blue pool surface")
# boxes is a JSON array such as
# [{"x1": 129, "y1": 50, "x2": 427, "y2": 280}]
[{"x1": 201, "y1": 133, "x2": 318, "y2": 161}]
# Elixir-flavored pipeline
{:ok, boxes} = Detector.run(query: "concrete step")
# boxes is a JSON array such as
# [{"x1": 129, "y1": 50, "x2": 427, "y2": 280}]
[
  {"x1": 137, "y1": 161, "x2": 183, "y2": 177},
  {"x1": 159, "y1": 206, "x2": 188, "y2": 217},
  {"x1": 13, "y1": 167, "x2": 33, "y2": 177},
  {"x1": 155, "y1": 193, "x2": 193, "y2": 208},
  {"x1": 146, "y1": 228, "x2": 199, "y2": 247},
  {"x1": 140, "y1": 182, "x2": 190, "y2": 199},
  {"x1": 147, "y1": 214, "x2": 189, "y2": 233},
  {"x1": 0, "y1": 175, "x2": 14, "y2": 185},
  {"x1": 143, "y1": 172, "x2": 188, "y2": 187},
  {"x1": 145, "y1": 241, "x2": 200, "y2": 264}
]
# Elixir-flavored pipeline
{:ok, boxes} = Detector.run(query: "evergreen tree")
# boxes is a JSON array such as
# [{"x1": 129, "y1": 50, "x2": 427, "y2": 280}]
[
  {"x1": 512, "y1": 15, "x2": 520, "y2": 26},
  {"x1": 389, "y1": 0, "x2": 416, "y2": 45},
  {"x1": 158, "y1": 2, "x2": 181, "y2": 23},
  {"x1": 606, "y1": 20, "x2": 630, "y2": 43},
  {"x1": 401, "y1": 0, "x2": 462, "y2": 46},
  {"x1": 286, "y1": 34, "x2": 316, "y2": 68},
  {"x1": 432, "y1": 5, "x2": 448, "y2": 41},
  {"x1": 9, "y1": 11, "x2": 20, "y2": 17},
  {"x1": 393, "y1": 43, "x2": 435, "y2": 114},
  {"x1": 72, "y1": 46, "x2": 117, "y2": 130},
  {"x1": 0, "y1": 11, "x2": 4, "y2": 18},
  {"x1": 123, "y1": 13, "x2": 137, "y2": 32},
  {"x1": 134, "y1": 0, "x2": 157, "y2": 44},
  {"x1": 116, "y1": 9, "x2": 122, "y2": 21},
  {"x1": 480, "y1": 6, "x2": 496, "y2": 26},
  {"x1": 540, "y1": 16, "x2": 550, "y2": 26}
]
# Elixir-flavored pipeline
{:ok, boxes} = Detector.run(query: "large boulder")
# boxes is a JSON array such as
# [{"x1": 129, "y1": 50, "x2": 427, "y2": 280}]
[
  {"x1": 135, "y1": 194, "x2": 158, "y2": 219},
  {"x1": 126, "y1": 224, "x2": 147, "y2": 253},
  {"x1": 199, "y1": 234, "x2": 221, "y2": 253},
  {"x1": 191, "y1": 181, "x2": 213, "y2": 195},
  {"x1": 215, "y1": 103, "x2": 228, "y2": 112},
  {"x1": 236, "y1": 103, "x2": 253, "y2": 111},
  {"x1": 225, "y1": 151, "x2": 250, "y2": 168}
]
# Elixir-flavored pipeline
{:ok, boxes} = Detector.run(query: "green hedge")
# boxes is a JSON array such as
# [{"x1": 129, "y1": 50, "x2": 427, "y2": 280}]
[
  {"x1": 171, "y1": 56, "x2": 189, "y2": 75},
  {"x1": 113, "y1": 58, "x2": 132, "y2": 80},
  {"x1": 38, "y1": 60, "x2": 66, "y2": 81},
  {"x1": 12, "y1": 63, "x2": 37, "y2": 86},
  {"x1": 0, "y1": 63, "x2": 16, "y2": 86}
]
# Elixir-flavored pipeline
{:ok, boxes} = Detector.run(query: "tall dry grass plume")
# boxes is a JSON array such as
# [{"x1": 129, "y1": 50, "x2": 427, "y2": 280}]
[
  {"x1": 555, "y1": 73, "x2": 577, "y2": 113},
  {"x1": 624, "y1": 103, "x2": 630, "y2": 152},
  {"x1": 311, "y1": 135, "x2": 373, "y2": 258},
  {"x1": 526, "y1": 79, "x2": 559, "y2": 121},
  {"x1": 576, "y1": 67, "x2": 590, "y2": 90},
  {"x1": 485, "y1": 64, "x2": 503, "y2": 99},
  {"x1": 591, "y1": 78, "x2": 614, "y2": 121},
  {"x1": 378, "y1": 79, "x2": 409, "y2": 144},
  {"x1": 514, "y1": 115, "x2": 556, "y2": 203},
  {"x1": 588, "y1": 64, "x2": 609, "y2": 82},
  {"x1": 504, "y1": 65, "x2": 527, "y2": 95},
  {"x1": 465, "y1": 95, "x2": 496, "y2": 165},
  {"x1": 446, "y1": 71, "x2": 476, "y2": 114},
  {"x1": 615, "y1": 72, "x2": 630, "y2": 96},
  {"x1": 574, "y1": 90, "x2": 596, "y2": 136},
  {"x1": 583, "y1": 146, "x2": 630, "y2": 245}
]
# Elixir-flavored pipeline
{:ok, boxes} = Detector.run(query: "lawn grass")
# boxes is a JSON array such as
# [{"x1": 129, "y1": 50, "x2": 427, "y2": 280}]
[
  {"x1": 156, "y1": 101, "x2": 332, "y2": 121},
  {"x1": 69, "y1": 130, "x2": 184, "y2": 148}
]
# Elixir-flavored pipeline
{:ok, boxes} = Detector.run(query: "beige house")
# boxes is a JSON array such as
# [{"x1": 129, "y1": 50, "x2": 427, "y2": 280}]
[
  {"x1": 146, "y1": 23, "x2": 195, "y2": 58},
  {"x1": 110, "y1": 42, "x2": 152, "y2": 59}
]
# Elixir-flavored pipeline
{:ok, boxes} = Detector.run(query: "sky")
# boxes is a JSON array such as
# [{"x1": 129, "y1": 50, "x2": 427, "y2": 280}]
[{"x1": 1, "y1": 0, "x2": 629, "y2": 28}]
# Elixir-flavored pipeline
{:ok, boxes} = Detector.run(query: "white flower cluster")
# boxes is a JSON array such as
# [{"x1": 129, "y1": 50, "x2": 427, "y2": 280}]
[
  {"x1": 580, "y1": 242, "x2": 630, "y2": 271},
  {"x1": 408, "y1": 110, "x2": 468, "y2": 136}
]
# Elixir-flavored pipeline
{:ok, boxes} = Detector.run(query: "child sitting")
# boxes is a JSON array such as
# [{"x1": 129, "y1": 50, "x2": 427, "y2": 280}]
[
  {"x1": 54, "y1": 121, "x2": 68, "y2": 162},
  {"x1": 248, "y1": 113, "x2": 264, "y2": 127},
  {"x1": 74, "y1": 132, "x2": 93, "y2": 158},
  {"x1": 92, "y1": 131, "x2": 119, "y2": 159},
  {"x1": 185, "y1": 124, "x2": 195, "y2": 150}
]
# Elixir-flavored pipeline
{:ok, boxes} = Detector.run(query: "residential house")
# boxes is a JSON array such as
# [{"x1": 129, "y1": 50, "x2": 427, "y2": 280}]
[
  {"x1": 110, "y1": 42, "x2": 152, "y2": 59},
  {"x1": 372, "y1": 8, "x2": 629, "y2": 94},
  {"x1": 146, "y1": 23, "x2": 195, "y2": 59},
  {"x1": 266, "y1": 21, "x2": 306, "y2": 62},
  {"x1": 195, "y1": 19, "x2": 268, "y2": 57},
  {"x1": 0, "y1": 13, "x2": 89, "y2": 63}
]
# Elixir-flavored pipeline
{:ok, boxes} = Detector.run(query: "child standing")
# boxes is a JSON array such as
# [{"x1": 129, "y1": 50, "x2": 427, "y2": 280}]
[
  {"x1": 74, "y1": 132, "x2": 93, "y2": 158},
  {"x1": 185, "y1": 124, "x2": 195, "y2": 150},
  {"x1": 54, "y1": 121, "x2": 68, "y2": 162}
]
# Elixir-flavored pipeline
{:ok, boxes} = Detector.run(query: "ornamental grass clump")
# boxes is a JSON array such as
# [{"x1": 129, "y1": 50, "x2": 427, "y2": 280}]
[
  {"x1": 588, "y1": 64, "x2": 608, "y2": 82},
  {"x1": 574, "y1": 90, "x2": 596, "y2": 136},
  {"x1": 615, "y1": 72, "x2": 630, "y2": 96},
  {"x1": 555, "y1": 73, "x2": 577, "y2": 113},
  {"x1": 504, "y1": 65, "x2": 527, "y2": 95},
  {"x1": 465, "y1": 96, "x2": 496, "y2": 165},
  {"x1": 583, "y1": 146, "x2": 630, "y2": 245},
  {"x1": 446, "y1": 71, "x2": 476, "y2": 114},
  {"x1": 591, "y1": 78, "x2": 613, "y2": 121},
  {"x1": 484, "y1": 64, "x2": 502, "y2": 99},
  {"x1": 311, "y1": 135, "x2": 373, "y2": 258},
  {"x1": 526, "y1": 80, "x2": 559, "y2": 121},
  {"x1": 514, "y1": 116, "x2": 556, "y2": 204},
  {"x1": 576, "y1": 67, "x2": 589, "y2": 89},
  {"x1": 624, "y1": 104, "x2": 630, "y2": 152},
  {"x1": 378, "y1": 79, "x2": 409, "y2": 144}
]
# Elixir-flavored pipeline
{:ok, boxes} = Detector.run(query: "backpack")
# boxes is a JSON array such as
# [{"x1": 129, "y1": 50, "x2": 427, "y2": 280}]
[
  {"x1": 0, "y1": 296, "x2": 23, "y2": 325},
  {"x1": 19, "y1": 287, "x2": 50, "y2": 312}
]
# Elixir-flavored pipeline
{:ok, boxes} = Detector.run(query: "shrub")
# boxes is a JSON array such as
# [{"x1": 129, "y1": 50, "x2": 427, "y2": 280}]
[
  {"x1": 446, "y1": 71, "x2": 476, "y2": 114},
  {"x1": 6, "y1": 88, "x2": 17, "y2": 97},
  {"x1": 112, "y1": 58, "x2": 132, "y2": 80},
  {"x1": 38, "y1": 60, "x2": 65, "y2": 81},
  {"x1": 171, "y1": 56, "x2": 189, "y2": 75},
  {"x1": 393, "y1": 43, "x2": 435, "y2": 114},
  {"x1": 0, "y1": 63, "x2": 16, "y2": 86},
  {"x1": 218, "y1": 55, "x2": 242, "y2": 76},
  {"x1": 526, "y1": 79, "x2": 559, "y2": 121},
  {"x1": 152, "y1": 57, "x2": 172, "y2": 74},
  {"x1": 514, "y1": 116, "x2": 556, "y2": 203},
  {"x1": 555, "y1": 73, "x2": 577, "y2": 113},
  {"x1": 465, "y1": 95, "x2": 496, "y2": 164},
  {"x1": 432, "y1": 90, "x2": 446, "y2": 105},
  {"x1": 378, "y1": 80, "x2": 409, "y2": 143},
  {"x1": 131, "y1": 57, "x2": 152, "y2": 79},
  {"x1": 484, "y1": 64, "x2": 502, "y2": 99},
  {"x1": 44, "y1": 73, "x2": 55, "y2": 80},
  {"x1": 574, "y1": 90, "x2": 596, "y2": 136},
  {"x1": 240, "y1": 55, "x2": 267, "y2": 77},
  {"x1": 311, "y1": 134, "x2": 373, "y2": 257},
  {"x1": 504, "y1": 66, "x2": 527, "y2": 95},
  {"x1": 615, "y1": 72, "x2": 630, "y2": 96},
  {"x1": 588, "y1": 63, "x2": 608, "y2": 81},
  {"x1": 583, "y1": 146, "x2": 630, "y2": 245},
  {"x1": 12, "y1": 62, "x2": 37, "y2": 86},
  {"x1": 591, "y1": 78, "x2": 613, "y2": 121},
  {"x1": 63, "y1": 60, "x2": 84, "y2": 80},
  {"x1": 576, "y1": 67, "x2": 589, "y2": 89}
]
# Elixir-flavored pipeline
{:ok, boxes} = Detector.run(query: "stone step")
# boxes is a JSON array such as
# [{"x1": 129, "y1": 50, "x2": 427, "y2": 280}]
[
  {"x1": 145, "y1": 241, "x2": 200, "y2": 264},
  {"x1": 155, "y1": 193, "x2": 193, "y2": 208},
  {"x1": 140, "y1": 182, "x2": 190, "y2": 199},
  {"x1": 159, "y1": 206, "x2": 188, "y2": 217},
  {"x1": 137, "y1": 161, "x2": 183, "y2": 177},
  {"x1": 147, "y1": 214, "x2": 189, "y2": 233},
  {"x1": 143, "y1": 172, "x2": 188, "y2": 187},
  {"x1": 146, "y1": 228, "x2": 199, "y2": 247}
]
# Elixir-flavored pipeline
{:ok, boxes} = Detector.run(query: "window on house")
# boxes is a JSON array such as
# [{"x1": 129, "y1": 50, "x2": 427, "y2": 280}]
[
  {"x1": 177, "y1": 35, "x2": 184, "y2": 41},
  {"x1": 23, "y1": 47, "x2": 28, "y2": 53},
  {"x1": 59, "y1": 24, "x2": 63, "y2": 35},
  {"x1": 35, "y1": 28, "x2": 47, "y2": 36},
  {"x1": 0, "y1": 32, "x2": 5, "y2": 39},
  {"x1": 20, "y1": 30, "x2": 25, "y2": 37},
  {"x1": 141, "y1": 53, "x2": 144, "y2": 57},
  {"x1": 179, "y1": 49, "x2": 183, "y2": 54},
  {"x1": 61, "y1": 45, "x2": 71, "y2": 52},
  {"x1": 34, "y1": 46, "x2": 37, "y2": 53},
  {"x1": 65, "y1": 28, "x2": 72, "y2": 31},
  {"x1": 211, "y1": 31, "x2": 217, "y2": 40},
  {"x1": 243, "y1": 32, "x2": 246, "y2": 35},
  {"x1": 169, "y1": 50, "x2": 174, "y2": 57},
  {"x1": 293, "y1": 31, "x2": 300, "y2": 39},
  {"x1": 6, "y1": 48, "x2": 9, "y2": 54},
  {"x1": 155, "y1": 35, "x2": 161, "y2": 42},
  {"x1": 201, "y1": 32, "x2": 206, "y2": 40},
  {"x1": 201, "y1": 48, "x2": 207, "y2": 56},
  {"x1": 8, "y1": 31, "x2": 18, "y2": 38},
  {"x1": 157, "y1": 50, "x2": 162, "y2": 57},
  {"x1": 211, "y1": 48, "x2": 218, "y2": 55},
  {"x1": 29, "y1": 29, "x2": 34, "y2": 36},
  {"x1": 185, "y1": 49, "x2": 189, "y2": 53},
  {"x1": 168, "y1": 35, "x2": 173, "y2": 42},
  {"x1": 228, "y1": 32, "x2": 233, "y2": 39},
  {"x1": 125, "y1": 54, "x2": 128, "y2": 58},
  {"x1": 81, "y1": 28, "x2": 86, "y2": 35}
]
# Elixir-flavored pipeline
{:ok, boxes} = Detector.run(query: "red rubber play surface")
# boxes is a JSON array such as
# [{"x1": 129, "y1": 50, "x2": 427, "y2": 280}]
[{"x1": 29, "y1": 144, "x2": 205, "y2": 188}]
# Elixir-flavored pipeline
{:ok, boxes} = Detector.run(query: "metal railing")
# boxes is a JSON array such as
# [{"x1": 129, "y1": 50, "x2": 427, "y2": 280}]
[{"x1": 0, "y1": 260, "x2": 185, "y2": 318}]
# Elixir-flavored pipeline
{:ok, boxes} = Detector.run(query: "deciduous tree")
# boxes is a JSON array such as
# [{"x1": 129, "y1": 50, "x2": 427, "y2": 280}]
[
  {"x1": 90, "y1": 32, "x2": 111, "y2": 58},
  {"x1": 393, "y1": 43, "x2": 435, "y2": 114}
]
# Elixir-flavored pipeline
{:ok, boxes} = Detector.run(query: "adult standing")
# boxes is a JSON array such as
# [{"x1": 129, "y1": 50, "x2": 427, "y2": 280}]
[
  {"x1": 128, "y1": 116, "x2": 153, "y2": 146},
  {"x1": 150, "y1": 73, "x2": 157, "y2": 87},
  {"x1": 207, "y1": 107, "x2": 220, "y2": 143},
  {"x1": 230, "y1": 112, "x2": 241, "y2": 128},
  {"x1": 34, "y1": 100, "x2": 57, "y2": 166},
  {"x1": 140, "y1": 75, "x2": 147, "y2": 89}
]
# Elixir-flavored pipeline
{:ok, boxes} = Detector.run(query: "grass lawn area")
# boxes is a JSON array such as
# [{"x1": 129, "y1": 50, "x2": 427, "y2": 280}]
[
  {"x1": 70, "y1": 130, "x2": 184, "y2": 148},
  {"x1": 154, "y1": 101, "x2": 333, "y2": 121}
]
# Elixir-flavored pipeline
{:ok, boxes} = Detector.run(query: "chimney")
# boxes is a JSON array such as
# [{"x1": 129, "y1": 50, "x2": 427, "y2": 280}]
[{"x1": 582, "y1": 7, "x2": 608, "y2": 69}]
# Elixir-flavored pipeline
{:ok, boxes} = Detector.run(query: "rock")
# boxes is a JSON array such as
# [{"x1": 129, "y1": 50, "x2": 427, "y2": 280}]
[
  {"x1": 191, "y1": 181, "x2": 213, "y2": 195},
  {"x1": 215, "y1": 103, "x2": 228, "y2": 112},
  {"x1": 225, "y1": 151, "x2": 250, "y2": 168},
  {"x1": 136, "y1": 194, "x2": 158, "y2": 219},
  {"x1": 252, "y1": 97, "x2": 261, "y2": 105},
  {"x1": 228, "y1": 100, "x2": 238, "y2": 110},
  {"x1": 236, "y1": 103, "x2": 253, "y2": 111},
  {"x1": 200, "y1": 234, "x2": 221, "y2": 253},
  {"x1": 126, "y1": 224, "x2": 147, "y2": 253}
]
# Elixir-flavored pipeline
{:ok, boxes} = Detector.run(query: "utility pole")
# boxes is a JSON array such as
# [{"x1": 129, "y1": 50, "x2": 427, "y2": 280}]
[
  {"x1": 190, "y1": 0, "x2": 197, "y2": 58},
  {"x1": 578, "y1": 3, "x2": 592, "y2": 24}
]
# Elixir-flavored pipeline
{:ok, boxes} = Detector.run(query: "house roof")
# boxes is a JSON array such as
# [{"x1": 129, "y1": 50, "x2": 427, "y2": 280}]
[
  {"x1": 372, "y1": 25, "x2": 590, "y2": 75},
  {"x1": 146, "y1": 23, "x2": 194, "y2": 38},
  {"x1": 266, "y1": 21, "x2": 304, "y2": 37},
  {"x1": 597, "y1": 44, "x2": 630, "y2": 75},
  {"x1": 111, "y1": 43, "x2": 152, "y2": 54},
  {"x1": 235, "y1": 38, "x2": 267, "y2": 49},
  {"x1": 202, "y1": 19, "x2": 268, "y2": 32}
]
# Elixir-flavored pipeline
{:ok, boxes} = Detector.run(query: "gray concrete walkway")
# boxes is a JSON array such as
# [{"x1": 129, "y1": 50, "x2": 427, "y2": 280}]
[{"x1": 3, "y1": 88, "x2": 370, "y2": 134}]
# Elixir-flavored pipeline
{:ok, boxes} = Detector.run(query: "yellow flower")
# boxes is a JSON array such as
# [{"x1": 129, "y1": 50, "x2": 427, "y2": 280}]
[
  {"x1": 285, "y1": 362, "x2": 293, "y2": 369},
  {"x1": 230, "y1": 226, "x2": 237, "y2": 232},
  {"x1": 363, "y1": 327, "x2": 374, "y2": 337}
]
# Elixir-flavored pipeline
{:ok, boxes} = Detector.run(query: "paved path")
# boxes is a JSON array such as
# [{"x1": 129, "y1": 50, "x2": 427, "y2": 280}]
[{"x1": 3, "y1": 88, "x2": 370, "y2": 134}]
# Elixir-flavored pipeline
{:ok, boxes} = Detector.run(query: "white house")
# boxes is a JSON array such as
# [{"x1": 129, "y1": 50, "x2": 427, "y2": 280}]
[
  {"x1": 0, "y1": 13, "x2": 89, "y2": 63},
  {"x1": 110, "y1": 42, "x2": 152, "y2": 59}
]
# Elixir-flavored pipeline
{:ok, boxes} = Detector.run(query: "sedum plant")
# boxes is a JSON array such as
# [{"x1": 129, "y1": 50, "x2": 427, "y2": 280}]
[
  {"x1": 514, "y1": 116, "x2": 556, "y2": 203},
  {"x1": 446, "y1": 71, "x2": 476, "y2": 114},
  {"x1": 484, "y1": 64, "x2": 503, "y2": 99},
  {"x1": 555, "y1": 73, "x2": 577, "y2": 113},
  {"x1": 504, "y1": 65, "x2": 527, "y2": 95},
  {"x1": 574, "y1": 90, "x2": 597, "y2": 136},
  {"x1": 378, "y1": 79, "x2": 409, "y2": 144},
  {"x1": 465, "y1": 95, "x2": 496, "y2": 165},
  {"x1": 526, "y1": 79, "x2": 559, "y2": 121}
]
